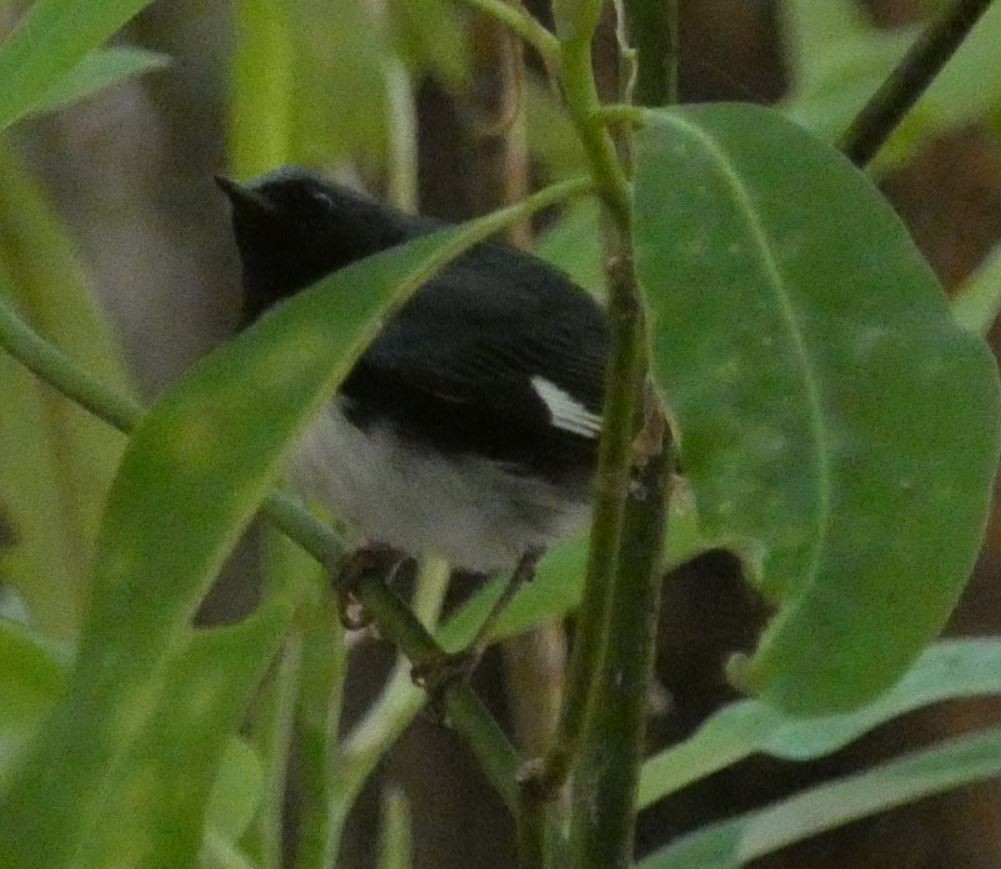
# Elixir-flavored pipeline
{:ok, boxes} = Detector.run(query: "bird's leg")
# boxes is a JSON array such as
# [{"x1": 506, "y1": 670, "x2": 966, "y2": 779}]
[
  {"x1": 331, "y1": 542, "x2": 407, "y2": 630},
  {"x1": 412, "y1": 547, "x2": 543, "y2": 699}
]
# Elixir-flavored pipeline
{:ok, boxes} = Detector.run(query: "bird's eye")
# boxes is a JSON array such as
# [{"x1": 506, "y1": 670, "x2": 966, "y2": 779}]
[{"x1": 309, "y1": 188, "x2": 334, "y2": 210}]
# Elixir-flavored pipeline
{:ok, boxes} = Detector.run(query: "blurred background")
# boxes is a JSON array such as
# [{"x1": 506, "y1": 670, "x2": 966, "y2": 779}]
[{"x1": 2, "y1": 0, "x2": 1001, "y2": 866}]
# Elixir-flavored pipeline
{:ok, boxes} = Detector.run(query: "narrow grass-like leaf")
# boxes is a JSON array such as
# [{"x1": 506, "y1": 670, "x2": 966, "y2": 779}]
[
  {"x1": 0, "y1": 0, "x2": 159, "y2": 131},
  {"x1": 207, "y1": 739, "x2": 265, "y2": 846},
  {"x1": 377, "y1": 786, "x2": 413, "y2": 869},
  {"x1": 639, "y1": 639, "x2": 1001, "y2": 808},
  {"x1": 638, "y1": 725, "x2": 1001, "y2": 869},
  {"x1": 0, "y1": 144, "x2": 131, "y2": 638},
  {"x1": 79, "y1": 606, "x2": 294, "y2": 869},
  {"x1": 0, "y1": 230, "x2": 458, "y2": 867},
  {"x1": 28, "y1": 46, "x2": 169, "y2": 118},
  {"x1": 634, "y1": 104, "x2": 1001, "y2": 713}
]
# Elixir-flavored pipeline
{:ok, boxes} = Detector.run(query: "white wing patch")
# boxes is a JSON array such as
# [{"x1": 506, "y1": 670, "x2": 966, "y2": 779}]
[{"x1": 530, "y1": 376, "x2": 602, "y2": 439}]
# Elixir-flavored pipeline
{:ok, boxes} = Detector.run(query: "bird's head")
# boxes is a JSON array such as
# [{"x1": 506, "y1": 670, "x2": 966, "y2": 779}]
[{"x1": 216, "y1": 167, "x2": 413, "y2": 322}]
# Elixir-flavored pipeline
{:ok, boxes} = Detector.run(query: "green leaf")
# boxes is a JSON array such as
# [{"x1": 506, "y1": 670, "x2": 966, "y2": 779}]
[
  {"x1": 0, "y1": 142, "x2": 132, "y2": 638},
  {"x1": 0, "y1": 227, "x2": 462, "y2": 867},
  {"x1": 80, "y1": 606, "x2": 292, "y2": 869},
  {"x1": 290, "y1": 0, "x2": 390, "y2": 166},
  {"x1": 0, "y1": 0, "x2": 160, "y2": 131},
  {"x1": 952, "y1": 243, "x2": 1001, "y2": 336},
  {"x1": 639, "y1": 639, "x2": 1001, "y2": 808},
  {"x1": 28, "y1": 46, "x2": 169, "y2": 118},
  {"x1": 638, "y1": 724, "x2": 1001, "y2": 869},
  {"x1": 0, "y1": 619, "x2": 67, "y2": 748},
  {"x1": 207, "y1": 739, "x2": 265, "y2": 845},
  {"x1": 534, "y1": 198, "x2": 605, "y2": 294},
  {"x1": 633, "y1": 104, "x2": 1001, "y2": 714}
]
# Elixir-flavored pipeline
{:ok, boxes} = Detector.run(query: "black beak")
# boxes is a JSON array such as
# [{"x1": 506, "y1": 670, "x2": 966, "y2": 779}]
[{"x1": 214, "y1": 174, "x2": 275, "y2": 218}]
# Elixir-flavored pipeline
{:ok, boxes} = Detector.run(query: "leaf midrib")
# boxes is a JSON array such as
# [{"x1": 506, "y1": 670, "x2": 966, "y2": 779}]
[{"x1": 651, "y1": 110, "x2": 832, "y2": 592}]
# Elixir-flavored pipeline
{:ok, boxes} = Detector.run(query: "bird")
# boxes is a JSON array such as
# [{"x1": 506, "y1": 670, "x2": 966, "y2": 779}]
[{"x1": 217, "y1": 167, "x2": 609, "y2": 666}]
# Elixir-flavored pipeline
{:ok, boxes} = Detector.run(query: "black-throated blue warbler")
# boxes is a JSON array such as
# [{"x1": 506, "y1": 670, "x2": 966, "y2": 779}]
[{"x1": 217, "y1": 168, "x2": 609, "y2": 665}]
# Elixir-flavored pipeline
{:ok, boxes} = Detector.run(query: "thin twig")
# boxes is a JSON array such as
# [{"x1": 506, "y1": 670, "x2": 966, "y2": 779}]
[
  {"x1": 450, "y1": 0, "x2": 561, "y2": 67},
  {"x1": 839, "y1": 0, "x2": 996, "y2": 167}
]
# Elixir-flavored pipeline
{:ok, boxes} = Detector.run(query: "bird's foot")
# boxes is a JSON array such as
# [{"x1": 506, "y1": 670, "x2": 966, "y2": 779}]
[
  {"x1": 331, "y1": 543, "x2": 406, "y2": 630},
  {"x1": 410, "y1": 648, "x2": 482, "y2": 720}
]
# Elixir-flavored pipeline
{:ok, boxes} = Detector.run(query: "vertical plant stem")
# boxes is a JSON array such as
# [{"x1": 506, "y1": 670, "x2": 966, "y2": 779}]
[
  {"x1": 563, "y1": 2, "x2": 677, "y2": 863},
  {"x1": 540, "y1": 28, "x2": 640, "y2": 792},
  {"x1": 838, "y1": 0, "x2": 997, "y2": 168},
  {"x1": 531, "y1": 2, "x2": 675, "y2": 866},
  {"x1": 569, "y1": 436, "x2": 671, "y2": 867},
  {"x1": 385, "y1": 58, "x2": 419, "y2": 214},
  {"x1": 623, "y1": 0, "x2": 678, "y2": 106},
  {"x1": 229, "y1": 0, "x2": 293, "y2": 176},
  {"x1": 352, "y1": 573, "x2": 525, "y2": 811},
  {"x1": 333, "y1": 558, "x2": 450, "y2": 828}
]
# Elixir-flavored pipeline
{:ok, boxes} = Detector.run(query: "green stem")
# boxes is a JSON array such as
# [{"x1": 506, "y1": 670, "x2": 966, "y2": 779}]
[
  {"x1": 229, "y1": 0, "x2": 293, "y2": 176},
  {"x1": 838, "y1": 0, "x2": 996, "y2": 168},
  {"x1": 385, "y1": 58, "x2": 419, "y2": 214},
  {"x1": 569, "y1": 436, "x2": 671, "y2": 868},
  {"x1": 336, "y1": 559, "x2": 450, "y2": 800},
  {"x1": 0, "y1": 295, "x2": 141, "y2": 432},
  {"x1": 624, "y1": 0, "x2": 678, "y2": 106},
  {"x1": 539, "y1": 37, "x2": 639, "y2": 794},
  {"x1": 451, "y1": 0, "x2": 561, "y2": 66},
  {"x1": 351, "y1": 573, "x2": 524, "y2": 810},
  {"x1": 559, "y1": 39, "x2": 632, "y2": 228}
]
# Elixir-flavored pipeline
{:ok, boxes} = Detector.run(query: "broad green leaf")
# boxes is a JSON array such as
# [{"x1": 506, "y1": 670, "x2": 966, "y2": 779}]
[
  {"x1": 634, "y1": 104, "x2": 1001, "y2": 714},
  {"x1": 0, "y1": 0, "x2": 159, "y2": 131},
  {"x1": 639, "y1": 639, "x2": 1001, "y2": 808},
  {"x1": 0, "y1": 143, "x2": 131, "y2": 638},
  {"x1": 638, "y1": 724, "x2": 1001, "y2": 869},
  {"x1": 28, "y1": 46, "x2": 169, "y2": 118},
  {"x1": 952, "y1": 243, "x2": 1001, "y2": 336}
]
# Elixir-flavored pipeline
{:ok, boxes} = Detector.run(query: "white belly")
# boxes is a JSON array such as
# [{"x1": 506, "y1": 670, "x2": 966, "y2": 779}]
[{"x1": 291, "y1": 399, "x2": 592, "y2": 573}]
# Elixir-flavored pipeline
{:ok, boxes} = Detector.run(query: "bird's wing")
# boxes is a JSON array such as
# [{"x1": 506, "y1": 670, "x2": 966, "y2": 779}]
[{"x1": 340, "y1": 253, "x2": 608, "y2": 479}]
